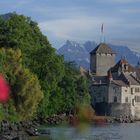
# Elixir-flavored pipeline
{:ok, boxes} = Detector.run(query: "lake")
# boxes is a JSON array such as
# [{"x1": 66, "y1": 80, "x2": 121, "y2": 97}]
[{"x1": 30, "y1": 122, "x2": 140, "y2": 140}]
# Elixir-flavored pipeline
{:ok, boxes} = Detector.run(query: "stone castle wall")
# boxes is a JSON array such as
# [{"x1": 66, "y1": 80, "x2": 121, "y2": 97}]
[
  {"x1": 96, "y1": 54, "x2": 115, "y2": 76},
  {"x1": 90, "y1": 53, "x2": 115, "y2": 76},
  {"x1": 94, "y1": 102, "x2": 131, "y2": 118}
]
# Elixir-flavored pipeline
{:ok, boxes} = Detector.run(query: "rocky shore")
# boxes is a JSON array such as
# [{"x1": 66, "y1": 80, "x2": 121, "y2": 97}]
[
  {"x1": 0, "y1": 120, "x2": 39, "y2": 140},
  {"x1": 93, "y1": 115, "x2": 134, "y2": 124},
  {"x1": 0, "y1": 114, "x2": 135, "y2": 140}
]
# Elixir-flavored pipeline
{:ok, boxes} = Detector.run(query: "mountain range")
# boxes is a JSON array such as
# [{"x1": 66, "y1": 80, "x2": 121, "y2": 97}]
[{"x1": 58, "y1": 40, "x2": 140, "y2": 69}]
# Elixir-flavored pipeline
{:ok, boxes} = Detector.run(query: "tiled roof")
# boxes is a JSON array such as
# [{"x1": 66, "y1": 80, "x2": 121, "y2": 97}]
[
  {"x1": 123, "y1": 73, "x2": 140, "y2": 85},
  {"x1": 110, "y1": 59, "x2": 135, "y2": 73},
  {"x1": 135, "y1": 67, "x2": 140, "y2": 80},
  {"x1": 111, "y1": 80, "x2": 128, "y2": 87},
  {"x1": 90, "y1": 43, "x2": 115, "y2": 54}
]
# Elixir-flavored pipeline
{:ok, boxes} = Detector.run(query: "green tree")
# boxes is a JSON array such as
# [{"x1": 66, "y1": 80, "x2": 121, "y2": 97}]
[
  {"x1": 47, "y1": 62, "x2": 90, "y2": 115},
  {"x1": 13, "y1": 68, "x2": 43, "y2": 120},
  {"x1": 0, "y1": 48, "x2": 43, "y2": 121},
  {"x1": 30, "y1": 46, "x2": 65, "y2": 118},
  {"x1": 0, "y1": 13, "x2": 91, "y2": 119},
  {"x1": 0, "y1": 13, "x2": 65, "y2": 118}
]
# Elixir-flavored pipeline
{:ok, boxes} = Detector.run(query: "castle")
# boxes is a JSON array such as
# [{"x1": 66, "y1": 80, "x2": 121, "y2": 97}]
[{"x1": 89, "y1": 43, "x2": 140, "y2": 120}]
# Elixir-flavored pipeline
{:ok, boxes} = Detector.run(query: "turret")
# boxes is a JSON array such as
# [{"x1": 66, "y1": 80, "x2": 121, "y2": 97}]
[{"x1": 90, "y1": 43, "x2": 115, "y2": 76}]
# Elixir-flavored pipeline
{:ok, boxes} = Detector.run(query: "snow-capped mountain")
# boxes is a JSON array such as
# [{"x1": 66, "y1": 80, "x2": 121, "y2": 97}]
[{"x1": 58, "y1": 40, "x2": 140, "y2": 69}]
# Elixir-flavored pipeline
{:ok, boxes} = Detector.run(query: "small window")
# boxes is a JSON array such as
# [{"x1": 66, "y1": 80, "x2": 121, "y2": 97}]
[
  {"x1": 125, "y1": 97, "x2": 128, "y2": 103},
  {"x1": 113, "y1": 87, "x2": 118, "y2": 93},
  {"x1": 135, "y1": 96, "x2": 137, "y2": 102},
  {"x1": 114, "y1": 96, "x2": 117, "y2": 103},
  {"x1": 135, "y1": 96, "x2": 140, "y2": 102},
  {"x1": 135, "y1": 88, "x2": 140, "y2": 93},
  {"x1": 132, "y1": 99, "x2": 135, "y2": 106},
  {"x1": 124, "y1": 64, "x2": 127, "y2": 70},
  {"x1": 131, "y1": 88, "x2": 133, "y2": 94}
]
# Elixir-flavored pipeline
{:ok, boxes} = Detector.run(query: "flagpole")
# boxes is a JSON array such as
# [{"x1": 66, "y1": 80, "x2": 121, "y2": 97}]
[{"x1": 101, "y1": 23, "x2": 104, "y2": 43}]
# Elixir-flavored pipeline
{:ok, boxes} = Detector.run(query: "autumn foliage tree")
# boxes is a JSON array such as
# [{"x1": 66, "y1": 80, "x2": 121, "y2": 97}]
[{"x1": 0, "y1": 48, "x2": 43, "y2": 121}]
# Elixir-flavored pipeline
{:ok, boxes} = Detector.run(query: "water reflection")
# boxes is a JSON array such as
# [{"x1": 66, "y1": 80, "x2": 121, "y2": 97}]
[{"x1": 30, "y1": 122, "x2": 140, "y2": 140}]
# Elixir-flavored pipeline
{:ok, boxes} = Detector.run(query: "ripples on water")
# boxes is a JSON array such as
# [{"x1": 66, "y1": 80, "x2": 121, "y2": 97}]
[{"x1": 30, "y1": 122, "x2": 140, "y2": 140}]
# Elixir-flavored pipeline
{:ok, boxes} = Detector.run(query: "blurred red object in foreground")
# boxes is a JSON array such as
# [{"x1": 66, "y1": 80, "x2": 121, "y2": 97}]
[{"x1": 0, "y1": 74, "x2": 10, "y2": 102}]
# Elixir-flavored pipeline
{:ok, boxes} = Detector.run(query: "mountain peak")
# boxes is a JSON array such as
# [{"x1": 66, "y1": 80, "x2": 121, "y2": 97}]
[
  {"x1": 58, "y1": 40, "x2": 140, "y2": 69},
  {"x1": 65, "y1": 40, "x2": 81, "y2": 48}
]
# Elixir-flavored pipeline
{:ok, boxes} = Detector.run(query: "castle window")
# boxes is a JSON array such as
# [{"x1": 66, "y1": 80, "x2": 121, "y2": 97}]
[
  {"x1": 135, "y1": 96, "x2": 137, "y2": 101},
  {"x1": 124, "y1": 64, "x2": 127, "y2": 70},
  {"x1": 125, "y1": 97, "x2": 128, "y2": 103},
  {"x1": 113, "y1": 87, "x2": 118, "y2": 93},
  {"x1": 138, "y1": 96, "x2": 140, "y2": 102},
  {"x1": 135, "y1": 96, "x2": 140, "y2": 102},
  {"x1": 135, "y1": 88, "x2": 140, "y2": 93},
  {"x1": 131, "y1": 88, "x2": 134, "y2": 94},
  {"x1": 114, "y1": 96, "x2": 117, "y2": 103},
  {"x1": 132, "y1": 99, "x2": 135, "y2": 106}
]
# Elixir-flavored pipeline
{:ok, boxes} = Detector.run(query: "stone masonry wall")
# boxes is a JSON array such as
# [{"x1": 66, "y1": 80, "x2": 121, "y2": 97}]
[
  {"x1": 96, "y1": 54, "x2": 115, "y2": 76},
  {"x1": 94, "y1": 102, "x2": 131, "y2": 118}
]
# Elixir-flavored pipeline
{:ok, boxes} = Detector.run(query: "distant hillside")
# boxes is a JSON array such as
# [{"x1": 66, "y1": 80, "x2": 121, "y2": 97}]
[
  {"x1": 58, "y1": 40, "x2": 140, "y2": 69},
  {"x1": 0, "y1": 13, "x2": 13, "y2": 20}
]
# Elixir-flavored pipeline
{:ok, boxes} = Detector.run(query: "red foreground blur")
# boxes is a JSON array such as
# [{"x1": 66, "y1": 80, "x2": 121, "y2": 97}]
[{"x1": 0, "y1": 74, "x2": 10, "y2": 103}]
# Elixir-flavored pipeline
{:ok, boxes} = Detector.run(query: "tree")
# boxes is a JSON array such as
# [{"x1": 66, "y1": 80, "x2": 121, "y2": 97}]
[
  {"x1": 0, "y1": 13, "x2": 91, "y2": 119},
  {"x1": 0, "y1": 13, "x2": 65, "y2": 118},
  {"x1": 0, "y1": 48, "x2": 43, "y2": 121},
  {"x1": 47, "y1": 62, "x2": 90, "y2": 115},
  {"x1": 13, "y1": 68, "x2": 43, "y2": 120}
]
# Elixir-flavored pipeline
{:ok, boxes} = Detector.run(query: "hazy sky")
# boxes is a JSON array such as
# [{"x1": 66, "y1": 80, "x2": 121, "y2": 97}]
[{"x1": 0, "y1": 0, "x2": 140, "y2": 51}]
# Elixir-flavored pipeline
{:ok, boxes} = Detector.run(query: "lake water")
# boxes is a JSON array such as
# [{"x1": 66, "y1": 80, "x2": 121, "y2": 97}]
[{"x1": 30, "y1": 122, "x2": 140, "y2": 140}]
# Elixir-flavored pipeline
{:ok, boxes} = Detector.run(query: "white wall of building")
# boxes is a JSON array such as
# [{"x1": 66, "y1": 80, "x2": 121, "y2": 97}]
[
  {"x1": 121, "y1": 86, "x2": 131, "y2": 104},
  {"x1": 108, "y1": 84, "x2": 121, "y2": 103}
]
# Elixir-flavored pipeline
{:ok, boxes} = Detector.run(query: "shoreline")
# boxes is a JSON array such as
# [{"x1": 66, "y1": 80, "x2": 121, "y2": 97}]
[{"x1": 0, "y1": 114, "x2": 136, "y2": 140}]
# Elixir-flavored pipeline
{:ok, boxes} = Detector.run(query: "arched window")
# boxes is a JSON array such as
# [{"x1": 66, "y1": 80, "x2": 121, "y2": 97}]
[{"x1": 114, "y1": 96, "x2": 117, "y2": 102}]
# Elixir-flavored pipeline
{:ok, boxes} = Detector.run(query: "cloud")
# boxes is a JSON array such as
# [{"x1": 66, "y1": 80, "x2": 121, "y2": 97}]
[
  {"x1": 1, "y1": 0, "x2": 139, "y2": 51},
  {"x1": 0, "y1": 0, "x2": 34, "y2": 8},
  {"x1": 39, "y1": 15, "x2": 121, "y2": 42},
  {"x1": 111, "y1": 38, "x2": 140, "y2": 52}
]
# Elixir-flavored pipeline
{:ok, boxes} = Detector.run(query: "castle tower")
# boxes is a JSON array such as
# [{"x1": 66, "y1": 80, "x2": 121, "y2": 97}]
[{"x1": 90, "y1": 43, "x2": 115, "y2": 76}]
